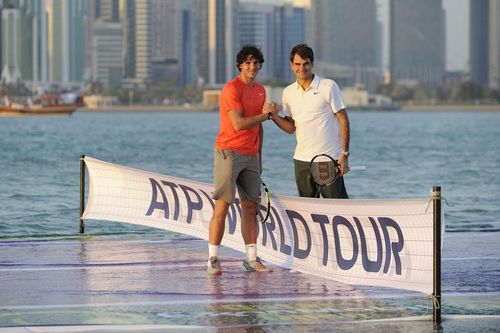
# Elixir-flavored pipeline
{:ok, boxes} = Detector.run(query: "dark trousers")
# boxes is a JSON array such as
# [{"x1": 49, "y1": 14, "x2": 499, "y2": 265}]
[{"x1": 294, "y1": 159, "x2": 349, "y2": 199}]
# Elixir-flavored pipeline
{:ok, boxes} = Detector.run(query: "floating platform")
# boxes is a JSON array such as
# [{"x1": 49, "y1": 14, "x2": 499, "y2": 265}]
[{"x1": 1, "y1": 234, "x2": 499, "y2": 332}]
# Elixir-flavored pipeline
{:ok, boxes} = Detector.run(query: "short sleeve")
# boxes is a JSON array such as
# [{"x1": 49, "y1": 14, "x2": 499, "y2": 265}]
[
  {"x1": 222, "y1": 82, "x2": 242, "y2": 112},
  {"x1": 282, "y1": 88, "x2": 292, "y2": 117},
  {"x1": 330, "y1": 81, "x2": 346, "y2": 113}
]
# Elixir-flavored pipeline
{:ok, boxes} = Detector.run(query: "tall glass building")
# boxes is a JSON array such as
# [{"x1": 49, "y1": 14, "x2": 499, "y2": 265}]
[
  {"x1": 470, "y1": 0, "x2": 489, "y2": 87},
  {"x1": 389, "y1": 0, "x2": 446, "y2": 88}
]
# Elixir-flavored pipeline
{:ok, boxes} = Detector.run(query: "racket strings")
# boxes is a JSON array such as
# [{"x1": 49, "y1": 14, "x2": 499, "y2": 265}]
[{"x1": 311, "y1": 160, "x2": 338, "y2": 186}]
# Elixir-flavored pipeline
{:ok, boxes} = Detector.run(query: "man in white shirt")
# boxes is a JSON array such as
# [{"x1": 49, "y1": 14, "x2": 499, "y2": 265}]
[{"x1": 272, "y1": 44, "x2": 350, "y2": 198}]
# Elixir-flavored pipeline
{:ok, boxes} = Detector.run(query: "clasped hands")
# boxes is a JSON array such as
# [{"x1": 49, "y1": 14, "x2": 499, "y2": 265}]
[{"x1": 262, "y1": 102, "x2": 280, "y2": 119}]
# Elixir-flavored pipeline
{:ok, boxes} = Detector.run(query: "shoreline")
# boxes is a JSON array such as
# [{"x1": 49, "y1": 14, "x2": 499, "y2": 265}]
[
  {"x1": 401, "y1": 103, "x2": 500, "y2": 112},
  {"x1": 77, "y1": 103, "x2": 500, "y2": 113},
  {"x1": 78, "y1": 105, "x2": 216, "y2": 113}
]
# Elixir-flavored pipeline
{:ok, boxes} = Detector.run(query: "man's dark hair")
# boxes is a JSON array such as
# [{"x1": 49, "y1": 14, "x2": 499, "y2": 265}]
[
  {"x1": 290, "y1": 43, "x2": 314, "y2": 64},
  {"x1": 236, "y1": 44, "x2": 264, "y2": 71}
]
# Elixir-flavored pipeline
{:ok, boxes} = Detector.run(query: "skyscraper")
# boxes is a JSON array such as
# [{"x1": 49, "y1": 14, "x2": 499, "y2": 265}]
[
  {"x1": 179, "y1": 2, "x2": 196, "y2": 85},
  {"x1": 1, "y1": 1, "x2": 44, "y2": 84},
  {"x1": 87, "y1": 0, "x2": 122, "y2": 86},
  {"x1": 279, "y1": 4, "x2": 305, "y2": 82},
  {"x1": 150, "y1": 0, "x2": 197, "y2": 85},
  {"x1": 68, "y1": 1, "x2": 86, "y2": 82},
  {"x1": 99, "y1": 0, "x2": 120, "y2": 22},
  {"x1": 489, "y1": 0, "x2": 500, "y2": 89},
  {"x1": 92, "y1": 22, "x2": 122, "y2": 87},
  {"x1": 1, "y1": 7, "x2": 22, "y2": 83},
  {"x1": 45, "y1": 0, "x2": 86, "y2": 84},
  {"x1": 120, "y1": 0, "x2": 152, "y2": 87},
  {"x1": 390, "y1": 0, "x2": 446, "y2": 88},
  {"x1": 134, "y1": 1, "x2": 151, "y2": 85},
  {"x1": 470, "y1": 0, "x2": 489, "y2": 87},
  {"x1": 308, "y1": 0, "x2": 382, "y2": 92},
  {"x1": 239, "y1": 2, "x2": 305, "y2": 83},
  {"x1": 195, "y1": 1, "x2": 209, "y2": 86},
  {"x1": 151, "y1": 0, "x2": 179, "y2": 62},
  {"x1": 32, "y1": 0, "x2": 47, "y2": 84},
  {"x1": 239, "y1": 3, "x2": 275, "y2": 81},
  {"x1": 196, "y1": 0, "x2": 238, "y2": 87}
]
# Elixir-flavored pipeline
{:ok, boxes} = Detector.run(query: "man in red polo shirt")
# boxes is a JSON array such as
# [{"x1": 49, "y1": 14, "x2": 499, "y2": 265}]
[{"x1": 207, "y1": 45, "x2": 278, "y2": 275}]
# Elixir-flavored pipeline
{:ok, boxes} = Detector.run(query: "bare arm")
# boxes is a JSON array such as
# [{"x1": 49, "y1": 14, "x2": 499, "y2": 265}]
[
  {"x1": 271, "y1": 114, "x2": 296, "y2": 134},
  {"x1": 336, "y1": 108, "x2": 350, "y2": 175},
  {"x1": 271, "y1": 97, "x2": 295, "y2": 134},
  {"x1": 227, "y1": 102, "x2": 275, "y2": 131}
]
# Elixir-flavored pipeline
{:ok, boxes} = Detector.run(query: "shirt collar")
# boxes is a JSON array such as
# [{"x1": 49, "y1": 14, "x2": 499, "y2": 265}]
[
  {"x1": 295, "y1": 74, "x2": 319, "y2": 92},
  {"x1": 311, "y1": 74, "x2": 320, "y2": 90}
]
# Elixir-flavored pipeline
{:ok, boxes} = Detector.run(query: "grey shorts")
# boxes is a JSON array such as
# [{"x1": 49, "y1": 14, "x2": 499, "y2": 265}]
[{"x1": 212, "y1": 149, "x2": 261, "y2": 204}]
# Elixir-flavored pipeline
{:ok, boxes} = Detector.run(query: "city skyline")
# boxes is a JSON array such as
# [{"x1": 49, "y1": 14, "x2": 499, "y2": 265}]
[
  {"x1": 248, "y1": 0, "x2": 470, "y2": 71},
  {"x1": 0, "y1": 0, "x2": 483, "y2": 93}
]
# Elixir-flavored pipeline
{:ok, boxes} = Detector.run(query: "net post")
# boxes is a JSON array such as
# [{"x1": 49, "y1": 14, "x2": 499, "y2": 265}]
[
  {"x1": 432, "y1": 186, "x2": 442, "y2": 324},
  {"x1": 80, "y1": 155, "x2": 86, "y2": 234}
]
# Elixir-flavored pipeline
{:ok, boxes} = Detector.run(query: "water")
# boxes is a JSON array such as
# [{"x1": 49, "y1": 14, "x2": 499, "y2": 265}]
[
  {"x1": 1, "y1": 110, "x2": 499, "y2": 236},
  {"x1": 1, "y1": 110, "x2": 499, "y2": 330}
]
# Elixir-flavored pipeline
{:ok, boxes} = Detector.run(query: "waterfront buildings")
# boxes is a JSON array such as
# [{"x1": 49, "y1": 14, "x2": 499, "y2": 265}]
[
  {"x1": 0, "y1": 0, "x2": 488, "y2": 97},
  {"x1": 1, "y1": 0, "x2": 85, "y2": 87}
]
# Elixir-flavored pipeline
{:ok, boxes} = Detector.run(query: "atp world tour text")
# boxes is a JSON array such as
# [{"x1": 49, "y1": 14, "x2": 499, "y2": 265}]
[{"x1": 145, "y1": 177, "x2": 405, "y2": 275}]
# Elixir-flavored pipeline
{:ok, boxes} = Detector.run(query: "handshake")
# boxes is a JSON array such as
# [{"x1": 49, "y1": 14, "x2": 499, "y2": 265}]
[{"x1": 262, "y1": 102, "x2": 281, "y2": 120}]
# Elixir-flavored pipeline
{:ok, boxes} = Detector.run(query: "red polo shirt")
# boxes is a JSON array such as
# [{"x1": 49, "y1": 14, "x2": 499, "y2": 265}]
[{"x1": 215, "y1": 76, "x2": 266, "y2": 155}]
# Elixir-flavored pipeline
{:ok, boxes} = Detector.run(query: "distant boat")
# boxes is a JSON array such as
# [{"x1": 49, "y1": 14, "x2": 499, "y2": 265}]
[{"x1": 0, "y1": 94, "x2": 82, "y2": 117}]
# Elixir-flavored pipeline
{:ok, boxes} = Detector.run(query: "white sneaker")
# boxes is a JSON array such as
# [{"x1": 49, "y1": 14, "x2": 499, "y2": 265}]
[
  {"x1": 243, "y1": 257, "x2": 272, "y2": 272},
  {"x1": 207, "y1": 256, "x2": 222, "y2": 275}
]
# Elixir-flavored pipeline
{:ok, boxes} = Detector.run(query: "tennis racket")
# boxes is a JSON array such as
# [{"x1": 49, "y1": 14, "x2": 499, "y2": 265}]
[
  {"x1": 256, "y1": 180, "x2": 271, "y2": 223},
  {"x1": 309, "y1": 154, "x2": 366, "y2": 187}
]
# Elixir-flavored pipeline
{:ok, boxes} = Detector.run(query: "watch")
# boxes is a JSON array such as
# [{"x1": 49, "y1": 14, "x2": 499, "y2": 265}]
[{"x1": 341, "y1": 151, "x2": 350, "y2": 157}]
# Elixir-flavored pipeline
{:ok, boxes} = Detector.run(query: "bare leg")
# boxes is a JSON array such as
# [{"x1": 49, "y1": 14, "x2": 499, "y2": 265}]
[
  {"x1": 209, "y1": 199, "x2": 230, "y2": 245},
  {"x1": 240, "y1": 200, "x2": 258, "y2": 244},
  {"x1": 240, "y1": 200, "x2": 272, "y2": 272}
]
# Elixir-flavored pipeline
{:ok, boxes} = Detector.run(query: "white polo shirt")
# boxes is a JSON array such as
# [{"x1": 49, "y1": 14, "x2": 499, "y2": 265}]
[{"x1": 282, "y1": 74, "x2": 346, "y2": 161}]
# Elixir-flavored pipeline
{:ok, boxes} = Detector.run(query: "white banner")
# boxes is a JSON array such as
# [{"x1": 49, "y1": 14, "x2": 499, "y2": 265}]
[{"x1": 82, "y1": 156, "x2": 437, "y2": 294}]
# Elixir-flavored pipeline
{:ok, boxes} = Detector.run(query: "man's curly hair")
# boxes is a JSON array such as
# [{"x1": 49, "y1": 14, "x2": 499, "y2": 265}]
[{"x1": 236, "y1": 45, "x2": 265, "y2": 72}]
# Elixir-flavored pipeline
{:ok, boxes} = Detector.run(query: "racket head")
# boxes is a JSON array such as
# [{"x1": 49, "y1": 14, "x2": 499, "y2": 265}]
[
  {"x1": 257, "y1": 180, "x2": 271, "y2": 223},
  {"x1": 309, "y1": 154, "x2": 339, "y2": 187}
]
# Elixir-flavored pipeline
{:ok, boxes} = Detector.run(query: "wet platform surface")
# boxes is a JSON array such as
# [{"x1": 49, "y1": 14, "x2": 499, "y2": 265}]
[{"x1": 1, "y1": 234, "x2": 499, "y2": 332}]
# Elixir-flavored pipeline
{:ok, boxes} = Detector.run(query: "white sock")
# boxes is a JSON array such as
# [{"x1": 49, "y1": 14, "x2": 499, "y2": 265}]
[
  {"x1": 208, "y1": 244, "x2": 219, "y2": 259},
  {"x1": 246, "y1": 244, "x2": 257, "y2": 262}
]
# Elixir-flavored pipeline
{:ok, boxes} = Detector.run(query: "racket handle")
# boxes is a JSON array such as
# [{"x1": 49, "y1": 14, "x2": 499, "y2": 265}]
[{"x1": 349, "y1": 165, "x2": 366, "y2": 171}]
